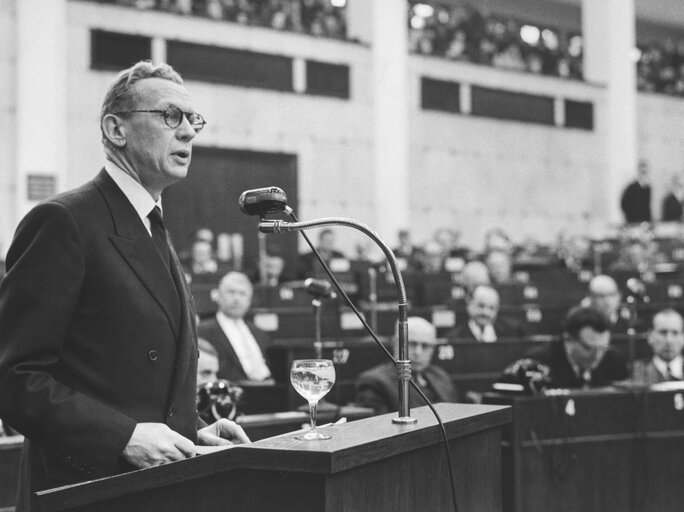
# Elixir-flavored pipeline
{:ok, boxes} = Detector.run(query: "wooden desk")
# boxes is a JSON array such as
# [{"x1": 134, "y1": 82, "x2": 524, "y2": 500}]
[
  {"x1": 485, "y1": 388, "x2": 684, "y2": 512},
  {"x1": 0, "y1": 435, "x2": 22, "y2": 512},
  {"x1": 35, "y1": 403, "x2": 511, "y2": 512}
]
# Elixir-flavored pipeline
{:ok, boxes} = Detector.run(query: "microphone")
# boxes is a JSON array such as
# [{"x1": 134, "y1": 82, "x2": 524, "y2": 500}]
[
  {"x1": 238, "y1": 187, "x2": 289, "y2": 217},
  {"x1": 626, "y1": 277, "x2": 649, "y2": 303},
  {"x1": 304, "y1": 278, "x2": 336, "y2": 299}
]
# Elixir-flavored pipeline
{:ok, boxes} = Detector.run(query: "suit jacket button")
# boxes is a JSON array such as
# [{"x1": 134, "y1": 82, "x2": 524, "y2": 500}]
[{"x1": 148, "y1": 350, "x2": 158, "y2": 361}]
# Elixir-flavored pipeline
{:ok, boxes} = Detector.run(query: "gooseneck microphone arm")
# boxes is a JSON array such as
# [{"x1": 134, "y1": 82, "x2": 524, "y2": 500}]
[{"x1": 261, "y1": 216, "x2": 415, "y2": 424}]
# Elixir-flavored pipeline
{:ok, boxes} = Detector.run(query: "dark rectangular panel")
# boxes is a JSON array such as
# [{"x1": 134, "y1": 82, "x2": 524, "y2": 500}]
[
  {"x1": 471, "y1": 86, "x2": 554, "y2": 125},
  {"x1": 564, "y1": 99, "x2": 594, "y2": 130},
  {"x1": 305, "y1": 60, "x2": 350, "y2": 99},
  {"x1": 421, "y1": 77, "x2": 461, "y2": 113},
  {"x1": 91, "y1": 29, "x2": 152, "y2": 71},
  {"x1": 167, "y1": 41, "x2": 293, "y2": 92}
]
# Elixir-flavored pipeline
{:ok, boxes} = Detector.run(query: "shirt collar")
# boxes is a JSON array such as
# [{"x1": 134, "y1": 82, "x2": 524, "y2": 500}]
[
  {"x1": 654, "y1": 355, "x2": 683, "y2": 379},
  {"x1": 104, "y1": 160, "x2": 162, "y2": 227}
]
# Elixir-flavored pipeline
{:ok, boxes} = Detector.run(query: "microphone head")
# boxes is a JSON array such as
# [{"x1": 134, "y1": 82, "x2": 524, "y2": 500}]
[
  {"x1": 304, "y1": 278, "x2": 335, "y2": 299},
  {"x1": 239, "y1": 187, "x2": 288, "y2": 217},
  {"x1": 626, "y1": 277, "x2": 646, "y2": 297}
]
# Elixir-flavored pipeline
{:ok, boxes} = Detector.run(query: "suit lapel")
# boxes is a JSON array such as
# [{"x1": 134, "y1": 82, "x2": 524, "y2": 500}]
[
  {"x1": 94, "y1": 170, "x2": 181, "y2": 339},
  {"x1": 166, "y1": 243, "x2": 197, "y2": 408},
  {"x1": 218, "y1": 321, "x2": 248, "y2": 380}
]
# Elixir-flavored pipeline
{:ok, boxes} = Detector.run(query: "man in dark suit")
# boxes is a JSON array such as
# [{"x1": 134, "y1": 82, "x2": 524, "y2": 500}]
[
  {"x1": 620, "y1": 159, "x2": 652, "y2": 224},
  {"x1": 0, "y1": 61, "x2": 247, "y2": 511},
  {"x1": 446, "y1": 284, "x2": 525, "y2": 342},
  {"x1": 630, "y1": 308, "x2": 684, "y2": 385},
  {"x1": 525, "y1": 306, "x2": 628, "y2": 388},
  {"x1": 356, "y1": 317, "x2": 459, "y2": 415},
  {"x1": 198, "y1": 271, "x2": 273, "y2": 381}
]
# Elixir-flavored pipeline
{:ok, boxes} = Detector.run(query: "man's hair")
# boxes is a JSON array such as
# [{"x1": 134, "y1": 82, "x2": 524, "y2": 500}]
[
  {"x1": 218, "y1": 271, "x2": 253, "y2": 291},
  {"x1": 100, "y1": 60, "x2": 183, "y2": 152},
  {"x1": 563, "y1": 306, "x2": 609, "y2": 340},
  {"x1": 198, "y1": 338, "x2": 218, "y2": 357},
  {"x1": 466, "y1": 283, "x2": 498, "y2": 302},
  {"x1": 651, "y1": 307, "x2": 683, "y2": 328}
]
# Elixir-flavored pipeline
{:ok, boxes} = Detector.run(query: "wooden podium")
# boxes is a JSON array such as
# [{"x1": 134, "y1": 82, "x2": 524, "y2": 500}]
[{"x1": 34, "y1": 403, "x2": 510, "y2": 512}]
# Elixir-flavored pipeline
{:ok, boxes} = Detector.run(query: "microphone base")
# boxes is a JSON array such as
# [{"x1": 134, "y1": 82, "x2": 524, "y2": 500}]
[{"x1": 392, "y1": 416, "x2": 418, "y2": 425}]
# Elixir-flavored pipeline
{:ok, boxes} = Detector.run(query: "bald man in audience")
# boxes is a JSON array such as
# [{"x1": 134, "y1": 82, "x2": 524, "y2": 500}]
[
  {"x1": 586, "y1": 275, "x2": 633, "y2": 334},
  {"x1": 447, "y1": 284, "x2": 525, "y2": 342},
  {"x1": 355, "y1": 317, "x2": 458, "y2": 415},
  {"x1": 198, "y1": 272, "x2": 274, "y2": 382},
  {"x1": 630, "y1": 309, "x2": 684, "y2": 385}
]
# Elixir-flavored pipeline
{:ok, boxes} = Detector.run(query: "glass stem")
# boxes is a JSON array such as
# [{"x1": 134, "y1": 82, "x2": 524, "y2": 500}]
[{"x1": 309, "y1": 400, "x2": 318, "y2": 432}]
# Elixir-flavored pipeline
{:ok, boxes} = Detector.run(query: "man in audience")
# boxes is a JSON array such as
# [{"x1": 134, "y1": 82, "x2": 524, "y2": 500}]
[
  {"x1": 447, "y1": 284, "x2": 524, "y2": 342},
  {"x1": 485, "y1": 249, "x2": 514, "y2": 285},
  {"x1": 0, "y1": 61, "x2": 248, "y2": 510},
  {"x1": 586, "y1": 275, "x2": 631, "y2": 334},
  {"x1": 620, "y1": 159, "x2": 652, "y2": 224},
  {"x1": 355, "y1": 317, "x2": 458, "y2": 415},
  {"x1": 524, "y1": 306, "x2": 628, "y2": 388},
  {"x1": 630, "y1": 308, "x2": 684, "y2": 385},
  {"x1": 294, "y1": 228, "x2": 346, "y2": 279},
  {"x1": 199, "y1": 271, "x2": 273, "y2": 382},
  {"x1": 458, "y1": 260, "x2": 491, "y2": 294},
  {"x1": 197, "y1": 338, "x2": 220, "y2": 387}
]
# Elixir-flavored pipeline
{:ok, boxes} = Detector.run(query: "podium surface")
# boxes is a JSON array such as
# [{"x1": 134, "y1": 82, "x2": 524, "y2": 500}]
[{"x1": 36, "y1": 403, "x2": 510, "y2": 512}]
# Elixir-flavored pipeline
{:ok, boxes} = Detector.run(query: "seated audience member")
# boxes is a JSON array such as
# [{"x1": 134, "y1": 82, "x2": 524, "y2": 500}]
[
  {"x1": 447, "y1": 285, "x2": 524, "y2": 342},
  {"x1": 482, "y1": 227, "x2": 513, "y2": 256},
  {"x1": 295, "y1": 228, "x2": 346, "y2": 279},
  {"x1": 524, "y1": 306, "x2": 628, "y2": 388},
  {"x1": 393, "y1": 229, "x2": 424, "y2": 273},
  {"x1": 608, "y1": 237, "x2": 653, "y2": 275},
  {"x1": 585, "y1": 275, "x2": 633, "y2": 334},
  {"x1": 197, "y1": 338, "x2": 220, "y2": 387},
  {"x1": 198, "y1": 272, "x2": 273, "y2": 381},
  {"x1": 485, "y1": 249, "x2": 514, "y2": 285},
  {"x1": 458, "y1": 260, "x2": 491, "y2": 294},
  {"x1": 630, "y1": 308, "x2": 684, "y2": 385},
  {"x1": 355, "y1": 317, "x2": 458, "y2": 415},
  {"x1": 420, "y1": 240, "x2": 447, "y2": 274},
  {"x1": 556, "y1": 232, "x2": 592, "y2": 274}
]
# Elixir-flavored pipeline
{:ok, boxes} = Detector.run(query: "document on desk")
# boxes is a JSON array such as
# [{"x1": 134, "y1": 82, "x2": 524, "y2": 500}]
[{"x1": 195, "y1": 444, "x2": 238, "y2": 455}]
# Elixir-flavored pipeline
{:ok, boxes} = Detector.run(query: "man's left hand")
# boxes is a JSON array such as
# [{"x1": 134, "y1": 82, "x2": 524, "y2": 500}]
[{"x1": 198, "y1": 418, "x2": 250, "y2": 446}]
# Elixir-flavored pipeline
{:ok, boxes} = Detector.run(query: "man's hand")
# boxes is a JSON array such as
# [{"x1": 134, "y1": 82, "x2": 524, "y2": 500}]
[
  {"x1": 122, "y1": 423, "x2": 196, "y2": 468},
  {"x1": 197, "y1": 418, "x2": 250, "y2": 446}
]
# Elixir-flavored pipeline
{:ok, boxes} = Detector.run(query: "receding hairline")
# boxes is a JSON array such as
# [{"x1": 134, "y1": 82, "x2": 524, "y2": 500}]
[
  {"x1": 652, "y1": 308, "x2": 684, "y2": 328},
  {"x1": 218, "y1": 271, "x2": 253, "y2": 290}
]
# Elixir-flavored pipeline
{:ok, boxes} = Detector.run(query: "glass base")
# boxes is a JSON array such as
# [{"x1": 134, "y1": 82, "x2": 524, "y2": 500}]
[{"x1": 295, "y1": 429, "x2": 331, "y2": 441}]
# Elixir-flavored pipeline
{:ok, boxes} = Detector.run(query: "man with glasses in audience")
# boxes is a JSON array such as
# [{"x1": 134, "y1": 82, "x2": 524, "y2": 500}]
[
  {"x1": 524, "y1": 306, "x2": 628, "y2": 388},
  {"x1": 630, "y1": 308, "x2": 684, "y2": 385},
  {"x1": 0, "y1": 61, "x2": 248, "y2": 512}
]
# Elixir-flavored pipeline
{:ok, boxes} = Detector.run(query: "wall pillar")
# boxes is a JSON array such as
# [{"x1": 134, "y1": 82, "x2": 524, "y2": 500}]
[{"x1": 582, "y1": 0, "x2": 637, "y2": 225}]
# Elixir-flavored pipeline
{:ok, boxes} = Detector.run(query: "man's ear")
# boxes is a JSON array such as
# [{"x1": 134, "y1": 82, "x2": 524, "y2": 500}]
[{"x1": 102, "y1": 114, "x2": 127, "y2": 148}]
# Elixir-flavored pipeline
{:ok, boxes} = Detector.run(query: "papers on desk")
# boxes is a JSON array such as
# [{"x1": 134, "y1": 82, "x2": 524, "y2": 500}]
[
  {"x1": 195, "y1": 444, "x2": 238, "y2": 455},
  {"x1": 650, "y1": 380, "x2": 684, "y2": 391}
]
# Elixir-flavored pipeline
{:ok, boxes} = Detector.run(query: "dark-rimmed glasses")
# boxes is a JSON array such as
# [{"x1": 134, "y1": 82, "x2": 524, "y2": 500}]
[{"x1": 114, "y1": 106, "x2": 206, "y2": 133}]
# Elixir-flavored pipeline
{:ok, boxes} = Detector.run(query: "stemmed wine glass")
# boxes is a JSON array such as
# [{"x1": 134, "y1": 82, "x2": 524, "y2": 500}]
[{"x1": 290, "y1": 359, "x2": 336, "y2": 440}]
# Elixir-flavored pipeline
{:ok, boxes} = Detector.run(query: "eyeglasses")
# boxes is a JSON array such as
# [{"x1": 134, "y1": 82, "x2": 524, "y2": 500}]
[{"x1": 114, "y1": 105, "x2": 207, "y2": 133}]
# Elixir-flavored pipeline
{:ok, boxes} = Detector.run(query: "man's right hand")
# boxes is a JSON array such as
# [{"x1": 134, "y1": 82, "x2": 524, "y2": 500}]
[{"x1": 122, "y1": 423, "x2": 196, "y2": 468}]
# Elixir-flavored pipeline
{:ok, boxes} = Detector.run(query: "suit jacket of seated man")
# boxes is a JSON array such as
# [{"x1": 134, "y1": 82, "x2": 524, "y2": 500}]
[
  {"x1": 525, "y1": 340, "x2": 628, "y2": 389},
  {"x1": 446, "y1": 317, "x2": 525, "y2": 342},
  {"x1": 198, "y1": 316, "x2": 273, "y2": 381},
  {"x1": 0, "y1": 170, "x2": 199, "y2": 506},
  {"x1": 355, "y1": 362, "x2": 459, "y2": 415},
  {"x1": 630, "y1": 356, "x2": 684, "y2": 386}
]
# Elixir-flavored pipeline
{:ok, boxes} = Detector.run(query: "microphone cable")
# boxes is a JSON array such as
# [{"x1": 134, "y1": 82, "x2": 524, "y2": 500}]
[{"x1": 286, "y1": 210, "x2": 460, "y2": 512}]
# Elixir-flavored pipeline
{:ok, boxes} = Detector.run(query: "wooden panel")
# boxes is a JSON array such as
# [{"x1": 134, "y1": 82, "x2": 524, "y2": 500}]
[{"x1": 471, "y1": 86, "x2": 554, "y2": 125}]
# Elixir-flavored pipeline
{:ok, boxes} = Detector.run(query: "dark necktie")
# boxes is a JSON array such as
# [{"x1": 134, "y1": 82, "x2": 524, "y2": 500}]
[
  {"x1": 148, "y1": 206, "x2": 170, "y2": 269},
  {"x1": 666, "y1": 363, "x2": 681, "y2": 381}
]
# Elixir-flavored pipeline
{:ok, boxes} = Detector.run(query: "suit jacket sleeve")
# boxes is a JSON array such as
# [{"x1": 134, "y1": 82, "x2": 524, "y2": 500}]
[{"x1": 0, "y1": 202, "x2": 137, "y2": 470}]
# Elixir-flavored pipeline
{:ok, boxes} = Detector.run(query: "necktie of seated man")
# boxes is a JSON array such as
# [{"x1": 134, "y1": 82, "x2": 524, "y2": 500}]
[{"x1": 148, "y1": 206, "x2": 171, "y2": 269}]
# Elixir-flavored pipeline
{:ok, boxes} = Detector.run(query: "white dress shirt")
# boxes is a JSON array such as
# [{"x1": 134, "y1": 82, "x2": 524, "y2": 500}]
[
  {"x1": 216, "y1": 312, "x2": 271, "y2": 380},
  {"x1": 468, "y1": 319, "x2": 497, "y2": 343},
  {"x1": 654, "y1": 355, "x2": 683, "y2": 380},
  {"x1": 104, "y1": 160, "x2": 162, "y2": 235}
]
